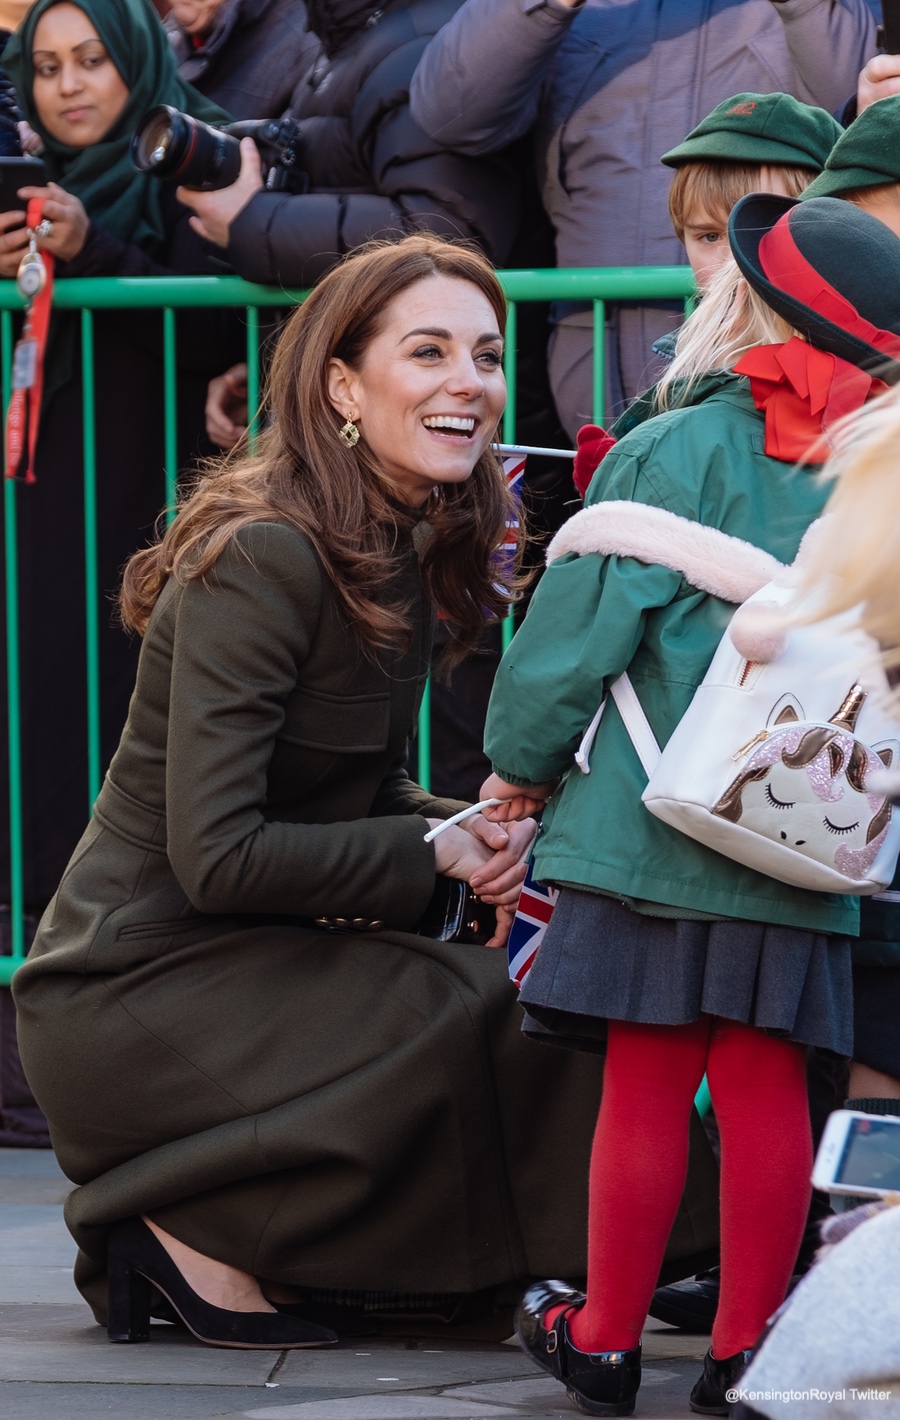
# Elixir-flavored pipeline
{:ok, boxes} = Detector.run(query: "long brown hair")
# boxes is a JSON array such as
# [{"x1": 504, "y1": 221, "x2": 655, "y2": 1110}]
[{"x1": 120, "y1": 235, "x2": 520, "y2": 664}]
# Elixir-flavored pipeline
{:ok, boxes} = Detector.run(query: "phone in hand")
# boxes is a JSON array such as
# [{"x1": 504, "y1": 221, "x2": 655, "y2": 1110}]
[
  {"x1": 0, "y1": 156, "x2": 47, "y2": 216},
  {"x1": 879, "y1": 0, "x2": 900, "y2": 54},
  {"x1": 812, "y1": 1109, "x2": 900, "y2": 1197}
]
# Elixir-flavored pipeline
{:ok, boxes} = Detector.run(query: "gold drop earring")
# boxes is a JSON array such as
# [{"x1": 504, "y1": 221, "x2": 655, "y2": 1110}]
[{"x1": 338, "y1": 412, "x2": 360, "y2": 448}]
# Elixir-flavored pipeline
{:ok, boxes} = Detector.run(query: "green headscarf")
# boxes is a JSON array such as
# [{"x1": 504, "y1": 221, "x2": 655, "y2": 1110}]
[{"x1": 4, "y1": 0, "x2": 232, "y2": 250}]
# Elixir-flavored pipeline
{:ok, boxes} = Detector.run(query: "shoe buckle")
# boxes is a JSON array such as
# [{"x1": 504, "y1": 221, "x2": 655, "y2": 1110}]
[{"x1": 546, "y1": 1328, "x2": 558, "y2": 1354}]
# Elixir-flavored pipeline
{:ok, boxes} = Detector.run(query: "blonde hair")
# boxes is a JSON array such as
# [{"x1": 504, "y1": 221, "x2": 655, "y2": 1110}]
[
  {"x1": 668, "y1": 161, "x2": 816, "y2": 242},
  {"x1": 656, "y1": 256, "x2": 795, "y2": 408},
  {"x1": 799, "y1": 385, "x2": 900, "y2": 688}
]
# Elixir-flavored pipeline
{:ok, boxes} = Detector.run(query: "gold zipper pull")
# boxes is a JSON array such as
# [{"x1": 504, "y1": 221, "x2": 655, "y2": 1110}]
[{"x1": 731, "y1": 729, "x2": 769, "y2": 762}]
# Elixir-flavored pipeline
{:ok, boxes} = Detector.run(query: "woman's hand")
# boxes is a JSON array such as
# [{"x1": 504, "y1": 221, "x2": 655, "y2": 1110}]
[
  {"x1": 0, "y1": 209, "x2": 30, "y2": 277},
  {"x1": 479, "y1": 771, "x2": 555, "y2": 823},
  {"x1": 178, "y1": 138, "x2": 264, "y2": 248},
  {"x1": 206, "y1": 362, "x2": 249, "y2": 448},
  {"x1": 464, "y1": 813, "x2": 535, "y2": 903},
  {"x1": 424, "y1": 814, "x2": 536, "y2": 950},
  {"x1": 18, "y1": 183, "x2": 90, "y2": 262}
]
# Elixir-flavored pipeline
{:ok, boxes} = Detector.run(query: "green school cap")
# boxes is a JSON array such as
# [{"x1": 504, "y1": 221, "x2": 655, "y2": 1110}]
[
  {"x1": 801, "y1": 96, "x2": 900, "y2": 199},
  {"x1": 661, "y1": 92, "x2": 842, "y2": 171}
]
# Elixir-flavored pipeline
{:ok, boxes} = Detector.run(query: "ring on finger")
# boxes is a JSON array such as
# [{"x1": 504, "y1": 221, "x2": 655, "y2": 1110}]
[{"x1": 35, "y1": 218, "x2": 54, "y2": 237}]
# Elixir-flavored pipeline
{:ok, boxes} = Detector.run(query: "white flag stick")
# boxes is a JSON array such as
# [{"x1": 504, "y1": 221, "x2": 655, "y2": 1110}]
[{"x1": 423, "y1": 799, "x2": 505, "y2": 841}]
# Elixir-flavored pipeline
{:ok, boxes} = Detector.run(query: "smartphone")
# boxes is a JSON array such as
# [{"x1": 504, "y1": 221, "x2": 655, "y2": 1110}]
[
  {"x1": 879, "y1": 0, "x2": 900, "y2": 53},
  {"x1": 0, "y1": 156, "x2": 47, "y2": 214},
  {"x1": 812, "y1": 1110, "x2": 900, "y2": 1197}
]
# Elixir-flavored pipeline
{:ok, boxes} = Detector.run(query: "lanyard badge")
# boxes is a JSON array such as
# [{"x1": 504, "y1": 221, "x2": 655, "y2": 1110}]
[{"x1": 5, "y1": 199, "x2": 54, "y2": 484}]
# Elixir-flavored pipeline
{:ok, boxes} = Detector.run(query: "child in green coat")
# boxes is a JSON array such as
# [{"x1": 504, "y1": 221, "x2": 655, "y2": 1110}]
[{"x1": 481, "y1": 197, "x2": 900, "y2": 1418}]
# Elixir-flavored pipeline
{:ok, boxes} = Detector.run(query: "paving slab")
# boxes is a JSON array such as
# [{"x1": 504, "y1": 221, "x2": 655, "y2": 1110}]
[
  {"x1": 273, "y1": 1342, "x2": 536, "y2": 1394},
  {"x1": 0, "y1": 1147, "x2": 705, "y2": 1419}
]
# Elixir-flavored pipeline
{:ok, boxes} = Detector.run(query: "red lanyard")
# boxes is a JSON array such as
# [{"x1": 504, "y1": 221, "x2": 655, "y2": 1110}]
[{"x1": 5, "y1": 198, "x2": 54, "y2": 484}]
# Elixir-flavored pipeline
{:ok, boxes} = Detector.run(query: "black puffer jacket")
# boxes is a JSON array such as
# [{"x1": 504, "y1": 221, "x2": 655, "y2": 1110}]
[
  {"x1": 165, "y1": 0, "x2": 319, "y2": 121},
  {"x1": 226, "y1": 0, "x2": 522, "y2": 285}
]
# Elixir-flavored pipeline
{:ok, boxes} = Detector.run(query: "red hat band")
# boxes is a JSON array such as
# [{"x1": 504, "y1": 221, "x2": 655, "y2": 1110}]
[{"x1": 758, "y1": 218, "x2": 900, "y2": 361}]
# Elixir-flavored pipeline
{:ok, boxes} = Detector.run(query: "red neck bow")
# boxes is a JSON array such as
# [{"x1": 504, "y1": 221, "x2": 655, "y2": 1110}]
[{"x1": 735, "y1": 338, "x2": 888, "y2": 464}]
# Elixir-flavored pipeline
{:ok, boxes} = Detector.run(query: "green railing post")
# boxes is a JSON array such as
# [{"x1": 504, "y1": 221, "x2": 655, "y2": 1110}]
[
  {"x1": 417, "y1": 679, "x2": 431, "y2": 794},
  {"x1": 592, "y1": 298, "x2": 606, "y2": 427},
  {"x1": 163, "y1": 307, "x2": 178, "y2": 523},
  {"x1": 2, "y1": 308, "x2": 23, "y2": 973},
  {"x1": 81, "y1": 309, "x2": 101, "y2": 811}
]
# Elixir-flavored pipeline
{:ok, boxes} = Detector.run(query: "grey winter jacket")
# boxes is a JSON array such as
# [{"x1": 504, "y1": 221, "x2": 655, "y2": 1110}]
[
  {"x1": 165, "y1": 0, "x2": 319, "y2": 121},
  {"x1": 410, "y1": 0, "x2": 877, "y2": 437},
  {"x1": 226, "y1": 0, "x2": 523, "y2": 287}
]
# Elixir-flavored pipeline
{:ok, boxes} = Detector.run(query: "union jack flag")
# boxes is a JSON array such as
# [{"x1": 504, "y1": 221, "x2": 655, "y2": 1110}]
[
  {"x1": 492, "y1": 454, "x2": 526, "y2": 600},
  {"x1": 507, "y1": 856, "x2": 558, "y2": 989}
]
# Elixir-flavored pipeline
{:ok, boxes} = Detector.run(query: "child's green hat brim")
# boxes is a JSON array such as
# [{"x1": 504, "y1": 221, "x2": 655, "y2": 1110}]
[
  {"x1": 661, "y1": 92, "x2": 841, "y2": 172},
  {"x1": 800, "y1": 96, "x2": 900, "y2": 199}
]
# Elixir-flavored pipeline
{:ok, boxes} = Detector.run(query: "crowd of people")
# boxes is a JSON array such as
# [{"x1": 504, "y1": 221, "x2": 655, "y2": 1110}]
[{"x1": 0, "y1": 0, "x2": 899, "y2": 1415}]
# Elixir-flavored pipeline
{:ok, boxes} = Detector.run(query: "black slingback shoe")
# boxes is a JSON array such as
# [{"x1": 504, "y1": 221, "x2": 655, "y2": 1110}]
[
  {"x1": 106, "y1": 1217, "x2": 339, "y2": 1350},
  {"x1": 689, "y1": 1346, "x2": 752, "y2": 1415}
]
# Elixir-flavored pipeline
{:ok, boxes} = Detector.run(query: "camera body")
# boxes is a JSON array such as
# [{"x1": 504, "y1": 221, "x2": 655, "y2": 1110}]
[{"x1": 130, "y1": 106, "x2": 309, "y2": 194}]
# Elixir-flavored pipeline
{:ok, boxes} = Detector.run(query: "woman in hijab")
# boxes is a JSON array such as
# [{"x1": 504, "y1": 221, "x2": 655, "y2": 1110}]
[{"x1": 0, "y1": 0, "x2": 244, "y2": 930}]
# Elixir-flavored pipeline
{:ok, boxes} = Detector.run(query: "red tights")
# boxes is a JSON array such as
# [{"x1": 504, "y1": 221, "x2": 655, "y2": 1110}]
[{"x1": 550, "y1": 1016, "x2": 812, "y2": 1359}]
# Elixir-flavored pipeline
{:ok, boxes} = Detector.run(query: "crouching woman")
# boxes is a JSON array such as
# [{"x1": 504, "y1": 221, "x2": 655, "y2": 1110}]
[{"x1": 12, "y1": 235, "x2": 602, "y2": 1349}]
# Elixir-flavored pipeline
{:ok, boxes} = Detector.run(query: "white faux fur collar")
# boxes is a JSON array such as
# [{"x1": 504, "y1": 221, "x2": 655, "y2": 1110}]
[{"x1": 545, "y1": 501, "x2": 791, "y2": 604}]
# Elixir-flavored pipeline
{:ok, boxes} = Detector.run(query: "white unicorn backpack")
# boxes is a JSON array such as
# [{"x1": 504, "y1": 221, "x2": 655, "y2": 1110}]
[{"x1": 548, "y1": 502, "x2": 900, "y2": 896}]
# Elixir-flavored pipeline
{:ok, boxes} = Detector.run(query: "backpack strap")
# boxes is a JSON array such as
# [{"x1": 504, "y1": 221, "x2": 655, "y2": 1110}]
[{"x1": 575, "y1": 673, "x2": 661, "y2": 778}]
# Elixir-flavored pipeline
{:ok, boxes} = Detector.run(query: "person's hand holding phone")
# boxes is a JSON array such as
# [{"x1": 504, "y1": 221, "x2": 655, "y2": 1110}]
[
  {"x1": 17, "y1": 182, "x2": 89, "y2": 262},
  {"x1": 0, "y1": 179, "x2": 90, "y2": 277},
  {"x1": 0, "y1": 207, "x2": 30, "y2": 278}
]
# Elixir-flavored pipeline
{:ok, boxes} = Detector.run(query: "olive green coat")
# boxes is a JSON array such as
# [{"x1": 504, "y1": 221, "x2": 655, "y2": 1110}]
[{"x1": 12, "y1": 520, "x2": 721, "y2": 1320}]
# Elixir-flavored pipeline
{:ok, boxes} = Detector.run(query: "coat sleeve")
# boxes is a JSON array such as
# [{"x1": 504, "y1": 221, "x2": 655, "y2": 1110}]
[
  {"x1": 409, "y1": 0, "x2": 577, "y2": 155},
  {"x1": 770, "y1": 0, "x2": 876, "y2": 112},
  {"x1": 484, "y1": 449, "x2": 684, "y2": 787},
  {"x1": 226, "y1": 41, "x2": 522, "y2": 283},
  {"x1": 165, "y1": 524, "x2": 437, "y2": 925},
  {"x1": 369, "y1": 751, "x2": 470, "y2": 820}
]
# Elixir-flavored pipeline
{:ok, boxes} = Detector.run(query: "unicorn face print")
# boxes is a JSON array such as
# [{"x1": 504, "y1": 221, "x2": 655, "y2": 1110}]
[{"x1": 713, "y1": 686, "x2": 898, "y2": 881}]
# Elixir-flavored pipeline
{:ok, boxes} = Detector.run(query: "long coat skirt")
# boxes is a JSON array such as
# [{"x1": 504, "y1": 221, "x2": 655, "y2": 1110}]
[{"x1": 13, "y1": 520, "x2": 718, "y2": 1322}]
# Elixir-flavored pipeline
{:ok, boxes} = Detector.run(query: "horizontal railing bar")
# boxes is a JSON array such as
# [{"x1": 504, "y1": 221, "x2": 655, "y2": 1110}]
[
  {"x1": 496, "y1": 442, "x2": 576, "y2": 459},
  {"x1": 0, "y1": 266, "x2": 696, "y2": 310}
]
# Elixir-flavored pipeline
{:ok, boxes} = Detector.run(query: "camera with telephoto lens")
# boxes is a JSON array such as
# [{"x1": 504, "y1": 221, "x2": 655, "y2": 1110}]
[{"x1": 130, "y1": 105, "x2": 308, "y2": 194}]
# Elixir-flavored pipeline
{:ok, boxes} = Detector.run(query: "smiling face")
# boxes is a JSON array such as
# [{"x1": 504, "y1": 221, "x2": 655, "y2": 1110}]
[
  {"x1": 32, "y1": 2, "x2": 129, "y2": 148},
  {"x1": 326, "y1": 274, "x2": 506, "y2": 507}
]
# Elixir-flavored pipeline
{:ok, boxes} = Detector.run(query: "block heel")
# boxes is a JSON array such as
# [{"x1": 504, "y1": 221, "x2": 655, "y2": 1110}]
[
  {"x1": 107, "y1": 1250, "x2": 152, "y2": 1343},
  {"x1": 105, "y1": 1217, "x2": 339, "y2": 1349}
]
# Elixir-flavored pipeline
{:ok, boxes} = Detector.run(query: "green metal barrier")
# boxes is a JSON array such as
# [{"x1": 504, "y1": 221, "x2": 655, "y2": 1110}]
[{"x1": 0, "y1": 267, "x2": 696, "y2": 984}]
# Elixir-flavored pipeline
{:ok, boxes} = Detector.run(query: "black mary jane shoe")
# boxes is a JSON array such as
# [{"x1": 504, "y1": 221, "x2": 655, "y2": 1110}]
[
  {"x1": 689, "y1": 1346, "x2": 752, "y2": 1415},
  {"x1": 515, "y1": 1283, "x2": 640, "y2": 1417},
  {"x1": 515, "y1": 1278, "x2": 587, "y2": 1378},
  {"x1": 555, "y1": 1313, "x2": 641, "y2": 1418},
  {"x1": 106, "y1": 1217, "x2": 339, "y2": 1350}
]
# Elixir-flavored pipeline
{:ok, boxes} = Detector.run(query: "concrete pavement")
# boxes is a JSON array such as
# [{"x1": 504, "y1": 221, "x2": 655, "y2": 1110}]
[{"x1": 0, "y1": 1148, "x2": 708, "y2": 1419}]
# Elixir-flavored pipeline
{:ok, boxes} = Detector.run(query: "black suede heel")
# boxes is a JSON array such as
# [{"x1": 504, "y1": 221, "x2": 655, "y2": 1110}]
[{"x1": 106, "y1": 1218, "x2": 339, "y2": 1349}]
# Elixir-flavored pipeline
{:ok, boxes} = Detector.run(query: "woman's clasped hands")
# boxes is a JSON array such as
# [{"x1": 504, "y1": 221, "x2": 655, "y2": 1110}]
[
  {"x1": 424, "y1": 811, "x2": 537, "y2": 948},
  {"x1": 0, "y1": 181, "x2": 89, "y2": 277}
]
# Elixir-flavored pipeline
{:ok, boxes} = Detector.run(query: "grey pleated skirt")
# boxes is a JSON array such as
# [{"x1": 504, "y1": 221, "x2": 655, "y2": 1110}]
[{"x1": 519, "y1": 888, "x2": 853, "y2": 1057}]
